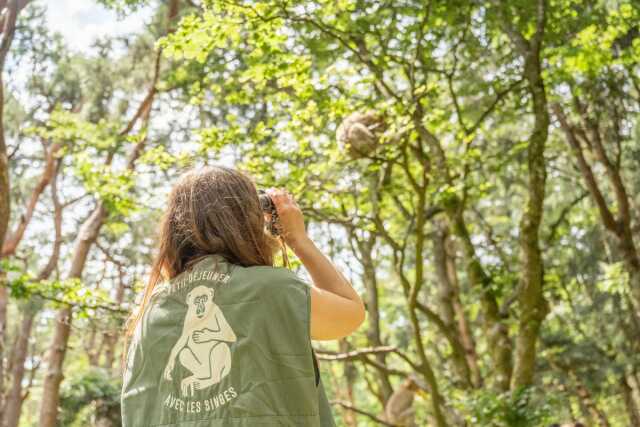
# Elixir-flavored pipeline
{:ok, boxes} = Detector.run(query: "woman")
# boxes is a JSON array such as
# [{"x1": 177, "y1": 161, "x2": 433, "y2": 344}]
[{"x1": 121, "y1": 165, "x2": 366, "y2": 427}]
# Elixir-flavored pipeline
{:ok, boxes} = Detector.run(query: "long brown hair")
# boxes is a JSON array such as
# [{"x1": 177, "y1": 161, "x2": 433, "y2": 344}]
[{"x1": 122, "y1": 165, "x2": 280, "y2": 366}]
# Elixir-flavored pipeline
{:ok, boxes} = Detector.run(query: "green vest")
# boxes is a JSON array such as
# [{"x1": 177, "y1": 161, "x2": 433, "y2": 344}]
[{"x1": 121, "y1": 254, "x2": 336, "y2": 427}]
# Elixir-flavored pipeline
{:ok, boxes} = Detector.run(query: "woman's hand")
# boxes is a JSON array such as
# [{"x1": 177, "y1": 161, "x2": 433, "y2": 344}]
[{"x1": 265, "y1": 188, "x2": 308, "y2": 248}]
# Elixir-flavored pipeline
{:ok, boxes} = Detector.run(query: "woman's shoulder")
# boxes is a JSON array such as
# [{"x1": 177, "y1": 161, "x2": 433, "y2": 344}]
[
  {"x1": 235, "y1": 263, "x2": 300, "y2": 280},
  {"x1": 233, "y1": 263, "x2": 310, "y2": 292}
]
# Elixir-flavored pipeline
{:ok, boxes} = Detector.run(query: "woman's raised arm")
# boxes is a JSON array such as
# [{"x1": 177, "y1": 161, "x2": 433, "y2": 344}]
[{"x1": 266, "y1": 188, "x2": 366, "y2": 341}]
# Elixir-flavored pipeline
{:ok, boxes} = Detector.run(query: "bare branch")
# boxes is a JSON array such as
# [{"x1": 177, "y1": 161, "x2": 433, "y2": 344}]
[
  {"x1": 330, "y1": 399, "x2": 398, "y2": 427},
  {"x1": 314, "y1": 346, "x2": 396, "y2": 361}
]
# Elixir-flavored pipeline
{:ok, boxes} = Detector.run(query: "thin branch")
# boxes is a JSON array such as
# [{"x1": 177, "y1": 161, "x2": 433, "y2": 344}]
[
  {"x1": 37, "y1": 158, "x2": 64, "y2": 281},
  {"x1": 314, "y1": 346, "x2": 396, "y2": 361},
  {"x1": 545, "y1": 191, "x2": 589, "y2": 245},
  {"x1": 330, "y1": 400, "x2": 398, "y2": 427},
  {"x1": 467, "y1": 78, "x2": 524, "y2": 135},
  {"x1": 95, "y1": 240, "x2": 127, "y2": 268}
]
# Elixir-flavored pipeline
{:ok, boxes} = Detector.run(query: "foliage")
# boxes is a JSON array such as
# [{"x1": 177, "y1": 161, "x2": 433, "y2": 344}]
[
  {"x1": 453, "y1": 386, "x2": 559, "y2": 427},
  {"x1": 1, "y1": 259, "x2": 123, "y2": 319},
  {"x1": 59, "y1": 369, "x2": 122, "y2": 427}
]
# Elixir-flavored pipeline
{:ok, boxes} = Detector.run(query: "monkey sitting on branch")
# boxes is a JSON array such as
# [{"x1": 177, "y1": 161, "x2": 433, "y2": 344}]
[
  {"x1": 336, "y1": 111, "x2": 388, "y2": 159},
  {"x1": 384, "y1": 373, "x2": 428, "y2": 427}
]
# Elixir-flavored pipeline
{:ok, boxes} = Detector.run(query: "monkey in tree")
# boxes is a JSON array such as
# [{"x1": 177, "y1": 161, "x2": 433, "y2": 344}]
[
  {"x1": 384, "y1": 373, "x2": 427, "y2": 427},
  {"x1": 336, "y1": 111, "x2": 388, "y2": 159},
  {"x1": 336, "y1": 110, "x2": 399, "y2": 203}
]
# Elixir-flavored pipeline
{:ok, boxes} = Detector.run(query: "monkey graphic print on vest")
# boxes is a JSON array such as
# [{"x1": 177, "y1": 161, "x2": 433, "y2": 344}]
[
  {"x1": 163, "y1": 284, "x2": 237, "y2": 397},
  {"x1": 121, "y1": 254, "x2": 337, "y2": 427}
]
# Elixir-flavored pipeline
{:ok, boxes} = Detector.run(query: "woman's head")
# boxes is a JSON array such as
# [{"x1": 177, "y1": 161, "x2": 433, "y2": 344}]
[
  {"x1": 123, "y1": 165, "x2": 278, "y2": 359},
  {"x1": 158, "y1": 165, "x2": 276, "y2": 275}
]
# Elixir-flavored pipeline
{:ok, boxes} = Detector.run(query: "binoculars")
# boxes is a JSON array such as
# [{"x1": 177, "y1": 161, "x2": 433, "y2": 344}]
[{"x1": 258, "y1": 190, "x2": 280, "y2": 236}]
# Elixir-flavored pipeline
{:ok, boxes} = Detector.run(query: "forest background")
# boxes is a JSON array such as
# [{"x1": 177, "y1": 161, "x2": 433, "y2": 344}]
[{"x1": 0, "y1": 0, "x2": 639, "y2": 426}]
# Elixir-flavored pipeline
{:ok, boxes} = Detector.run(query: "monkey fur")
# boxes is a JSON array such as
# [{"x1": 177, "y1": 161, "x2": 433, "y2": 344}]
[
  {"x1": 384, "y1": 374, "x2": 426, "y2": 427},
  {"x1": 336, "y1": 111, "x2": 387, "y2": 159}
]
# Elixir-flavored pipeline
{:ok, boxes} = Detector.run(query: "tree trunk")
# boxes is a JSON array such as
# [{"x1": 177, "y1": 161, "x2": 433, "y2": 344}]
[
  {"x1": 3, "y1": 307, "x2": 36, "y2": 427},
  {"x1": 359, "y1": 238, "x2": 393, "y2": 402},
  {"x1": 0, "y1": 8, "x2": 16, "y2": 246},
  {"x1": 338, "y1": 339, "x2": 357, "y2": 427},
  {"x1": 4, "y1": 159, "x2": 62, "y2": 426},
  {"x1": 554, "y1": 102, "x2": 640, "y2": 339},
  {"x1": 508, "y1": 0, "x2": 550, "y2": 390},
  {"x1": 432, "y1": 221, "x2": 472, "y2": 388},
  {"x1": 444, "y1": 234, "x2": 481, "y2": 387},
  {"x1": 0, "y1": 9, "x2": 16, "y2": 420},
  {"x1": 0, "y1": 0, "x2": 31, "y2": 417},
  {"x1": 102, "y1": 269, "x2": 126, "y2": 371},
  {"x1": 511, "y1": 65, "x2": 550, "y2": 389},
  {"x1": 412, "y1": 100, "x2": 512, "y2": 390},
  {"x1": 0, "y1": 282, "x2": 6, "y2": 422},
  {"x1": 38, "y1": 203, "x2": 107, "y2": 427},
  {"x1": 449, "y1": 209, "x2": 512, "y2": 390},
  {"x1": 621, "y1": 375, "x2": 640, "y2": 427},
  {"x1": 86, "y1": 326, "x2": 102, "y2": 366}
]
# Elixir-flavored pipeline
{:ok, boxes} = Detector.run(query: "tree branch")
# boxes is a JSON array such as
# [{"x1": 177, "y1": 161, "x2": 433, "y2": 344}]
[{"x1": 330, "y1": 399, "x2": 398, "y2": 427}]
